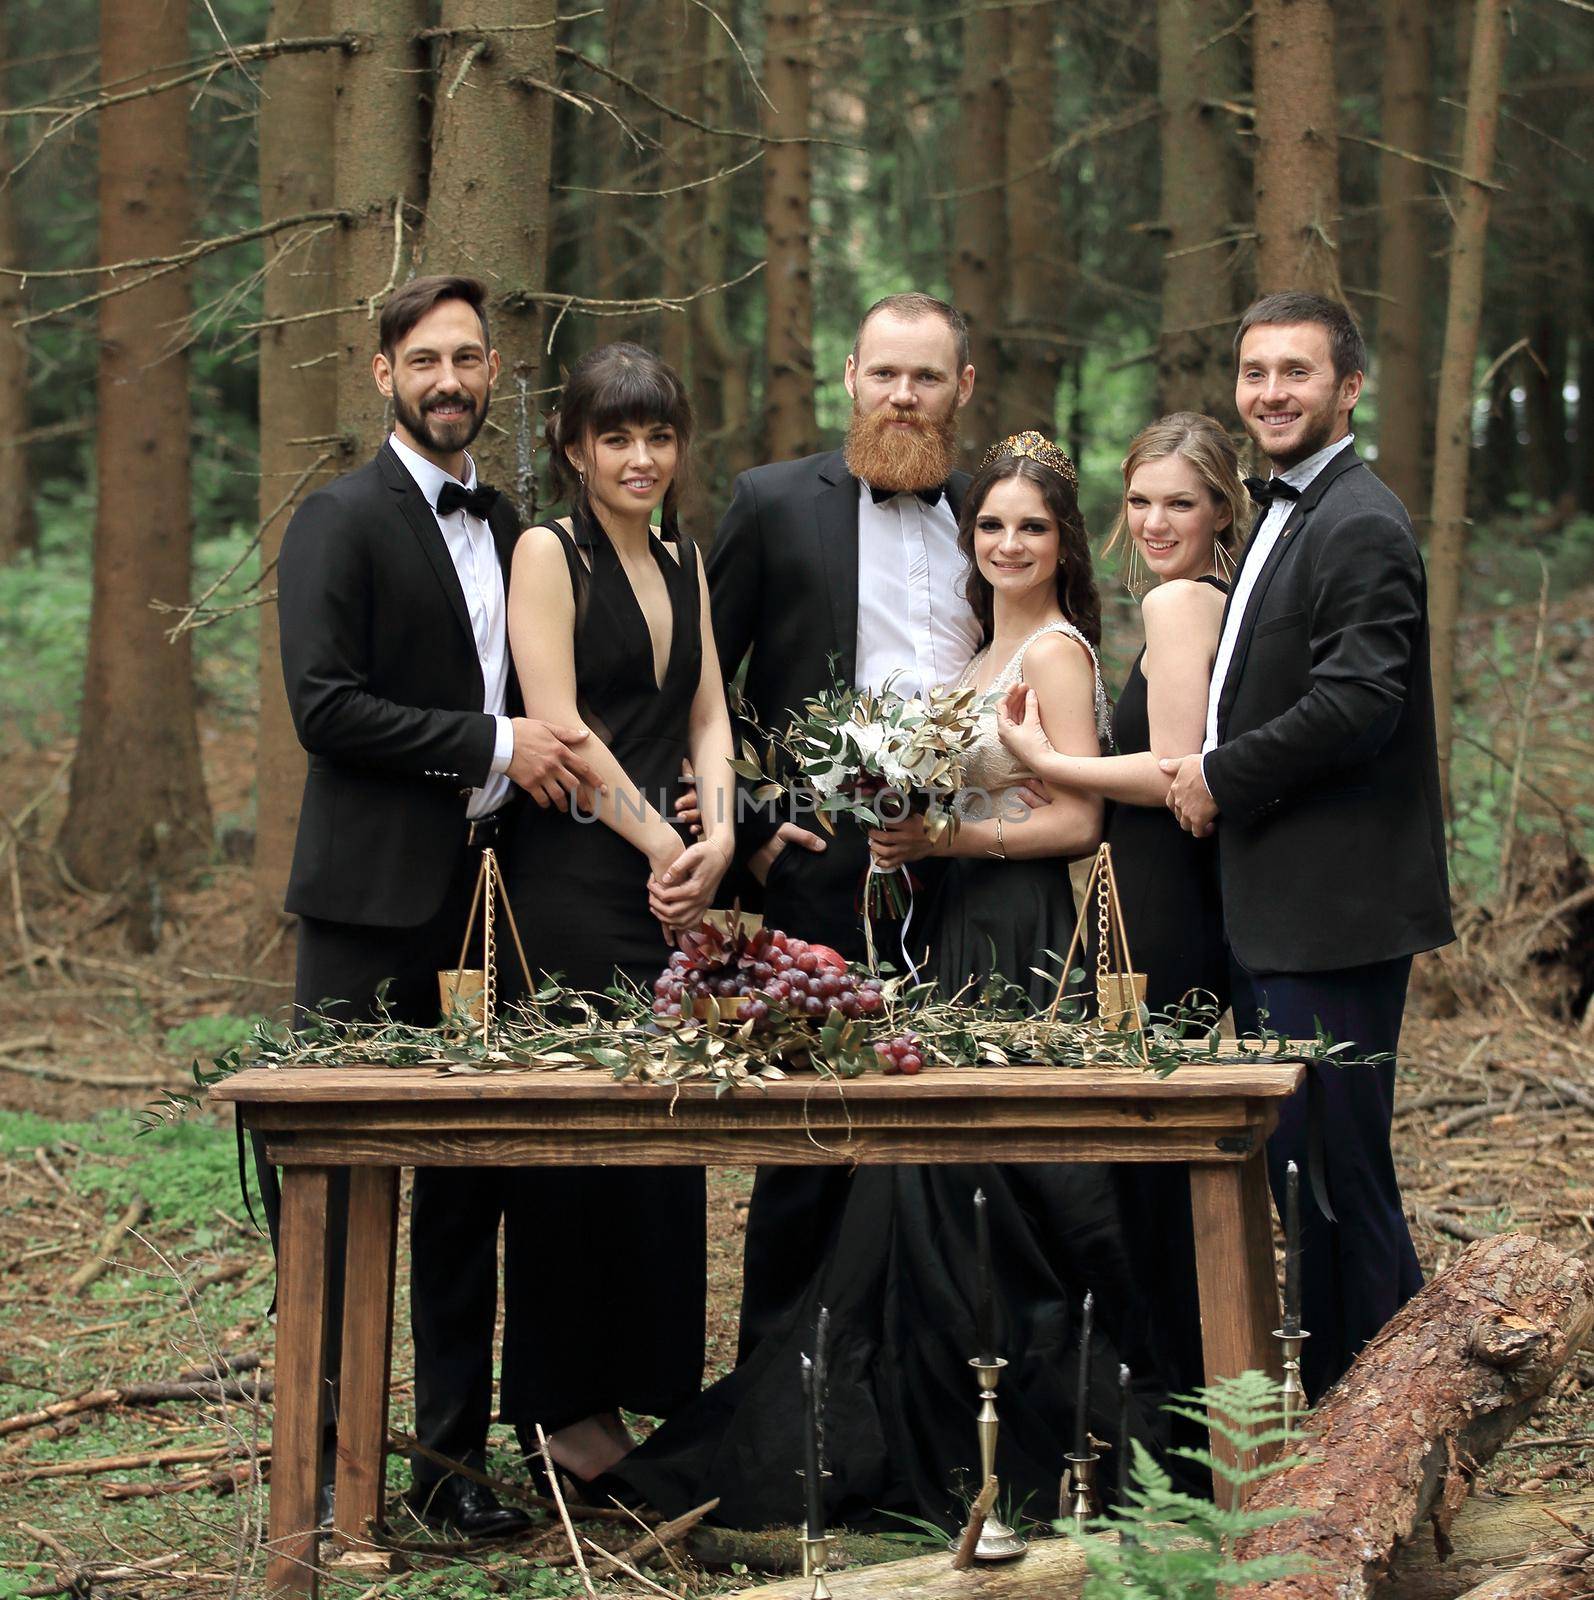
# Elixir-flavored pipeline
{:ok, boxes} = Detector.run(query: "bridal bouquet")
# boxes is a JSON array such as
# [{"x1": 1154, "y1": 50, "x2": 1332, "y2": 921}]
[{"x1": 740, "y1": 676, "x2": 989, "y2": 948}]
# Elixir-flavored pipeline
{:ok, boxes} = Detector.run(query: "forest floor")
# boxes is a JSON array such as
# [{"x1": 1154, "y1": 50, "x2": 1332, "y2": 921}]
[{"x1": 0, "y1": 538, "x2": 1590, "y2": 1597}]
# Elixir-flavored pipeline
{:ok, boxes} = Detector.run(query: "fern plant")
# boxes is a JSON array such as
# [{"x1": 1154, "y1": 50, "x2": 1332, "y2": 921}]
[{"x1": 1062, "y1": 1369, "x2": 1314, "y2": 1599}]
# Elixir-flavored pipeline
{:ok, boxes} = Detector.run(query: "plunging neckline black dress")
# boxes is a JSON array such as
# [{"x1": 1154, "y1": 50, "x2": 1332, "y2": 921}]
[{"x1": 498, "y1": 509, "x2": 707, "y2": 1435}]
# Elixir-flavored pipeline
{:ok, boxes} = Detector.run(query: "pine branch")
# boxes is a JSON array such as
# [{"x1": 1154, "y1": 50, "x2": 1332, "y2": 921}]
[{"x1": 558, "y1": 149, "x2": 763, "y2": 199}]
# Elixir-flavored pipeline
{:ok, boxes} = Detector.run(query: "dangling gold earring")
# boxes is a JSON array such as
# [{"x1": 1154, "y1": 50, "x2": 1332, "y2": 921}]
[
  {"x1": 1212, "y1": 539, "x2": 1236, "y2": 584},
  {"x1": 1122, "y1": 541, "x2": 1150, "y2": 599}
]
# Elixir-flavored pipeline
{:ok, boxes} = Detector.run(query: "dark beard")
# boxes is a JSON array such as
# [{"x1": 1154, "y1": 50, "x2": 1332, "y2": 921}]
[
  {"x1": 843, "y1": 402, "x2": 957, "y2": 493},
  {"x1": 1250, "y1": 403, "x2": 1339, "y2": 469},
  {"x1": 393, "y1": 387, "x2": 489, "y2": 456}
]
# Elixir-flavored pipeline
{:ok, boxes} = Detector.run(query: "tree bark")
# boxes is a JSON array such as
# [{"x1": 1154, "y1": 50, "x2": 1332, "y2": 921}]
[
  {"x1": 0, "y1": 8, "x2": 37, "y2": 564},
  {"x1": 422, "y1": 0, "x2": 555, "y2": 519},
  {"x1": 1381, "y1": 1488, "x2": 1594, "y2": 1600},
  {"x1": 1446, "y1": 1549, "x2": 1594, "y2": 1600},
  {"x1": 1156, "y1": 0, "x2": 1245, "y2": 418},
  {"x1": 1374, "y1": 0, "x2": 1433, "y2": 520},
  {"x1": 1000, "y1": 5, "x2": 1065, "y2": 435},
  {"x1": 761, "y1": 0, "x2": 817, "y2": 463},
  {"x1": 1232, "y1": 1232, "x2": 1594, "y2": 1600},
  {"x1": 1524, "y1": 312, "x2": 1569, "y2": 511},
  {"x1": 1252, "y1": 0, "x2": 1340, "y2": 296},
  {"x1": 1427, "y1": 0, "x2": 1507, "y2": 813},
  {"x1": 331, "y1": 0, "x2": 427, "y2": 461},
  {"x1": 734, "y1": 1537, "x2": 1088, "y2": 1598},
  {"x1": 253, "y1": 0, "x2": 340, "y2": 942},
  {"x1": 58, "y1": 0, "x2": 212, "y2": 896},
  {"x1": 950, "y1": 5, "x2": 1009, "y2": 466}
]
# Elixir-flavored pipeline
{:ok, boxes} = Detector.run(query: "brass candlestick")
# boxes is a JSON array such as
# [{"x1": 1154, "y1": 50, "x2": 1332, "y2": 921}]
[
  {"x1": 799, "y1": 1534, "x2": 832, "y2": 1598},
  {"x1": 1274, "y1": 1328, "x2": 1309, "y2": 1436},
  {"x1": 1061, "y1": 1451, "x2": 1100, "y2": 1533},
  {"x1": 950, "y1": 1357, "x2": 1027, "y2": 1562}
]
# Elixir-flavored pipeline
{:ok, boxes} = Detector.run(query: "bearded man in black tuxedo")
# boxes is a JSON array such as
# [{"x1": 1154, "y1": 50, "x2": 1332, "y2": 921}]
[
  {"x1": 703, "y1": 292, "x2": 991, "y2": 1358},
  {"x1": 1163, "y1": 291, "x2": 1454, "y2": 1397},
  {"x1": 268, "y1": 275, "x2": 598, "y2": 1535}
]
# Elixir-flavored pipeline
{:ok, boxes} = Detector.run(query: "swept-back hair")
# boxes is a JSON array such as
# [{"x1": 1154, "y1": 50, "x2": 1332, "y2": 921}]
[
  {"x1": 545, "y1": 343, "x2": 695, "y2": 533},
  {"x1": 1234, "y1": 291, "x2": 1367, "y2": 383},
  {"x1": 378, "y1": 275, "x2": 489, "y2": 359},
  {"x1": 957, "y1": 457, "x2": 1100, "y2": 649},
  {"x1": 1103, "y1": 412, "x2": 1246, "y2": 566},
  {"x1": 853, "y1": 292, "x2": 970, "y2": 373}
]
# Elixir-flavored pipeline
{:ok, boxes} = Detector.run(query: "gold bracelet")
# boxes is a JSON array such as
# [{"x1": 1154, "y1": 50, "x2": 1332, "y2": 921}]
[{"x1": 988, "y1": 812, "x2": 1007, "y2": 860}]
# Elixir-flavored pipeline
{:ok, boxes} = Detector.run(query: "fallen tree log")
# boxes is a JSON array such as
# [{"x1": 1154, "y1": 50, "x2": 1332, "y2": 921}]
[
  {"x1": 1233, "y1": 1232, "x2": 1593, "y2": 1600},
  {"x1": 1380, "y1": 1489, "x2": 1594, "y2": 1600},
  {"x1": 733, "y1": 1536, "x2": 1089, "y2": 1598},
  {"x1": 1446, "y1": 1544, "x2": 1594, "y2": 1600}
]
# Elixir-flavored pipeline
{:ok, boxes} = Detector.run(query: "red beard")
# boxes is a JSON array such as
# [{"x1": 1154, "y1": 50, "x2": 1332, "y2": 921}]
[{"x1": 843, "y1": 402, "x2": 958, "y2": 493}]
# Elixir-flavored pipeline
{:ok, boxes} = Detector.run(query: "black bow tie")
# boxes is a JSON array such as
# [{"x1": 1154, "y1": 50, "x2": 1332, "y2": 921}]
[
  {"x1": 436, "y1": 480, "x2": 500, "y2": 519},
  {"x1": 1243, "y1": 475, "x2": 1301, "y2": 511},
  {"x1": 870, "y1": 482, "x2": 945, "y2": 507}
]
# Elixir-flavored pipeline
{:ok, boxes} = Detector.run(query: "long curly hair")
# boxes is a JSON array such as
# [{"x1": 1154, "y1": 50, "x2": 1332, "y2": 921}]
[{"x1": 957, "y1": 456, "x2": 1101, "y2": 649}]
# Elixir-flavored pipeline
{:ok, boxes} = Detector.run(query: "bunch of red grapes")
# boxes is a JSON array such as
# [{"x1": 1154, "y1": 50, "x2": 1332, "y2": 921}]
[
  {"x1": 872, "y1": 1029, "x2": 925, "y2": 1076},
  {"x1": 650, "y1": 924, "x2": 887, "y2": 1030}
]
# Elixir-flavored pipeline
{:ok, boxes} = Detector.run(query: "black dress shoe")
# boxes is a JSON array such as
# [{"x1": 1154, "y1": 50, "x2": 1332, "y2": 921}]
[{"x1": 403, "y1": 1476, "x2": 531, "y2": 1540}]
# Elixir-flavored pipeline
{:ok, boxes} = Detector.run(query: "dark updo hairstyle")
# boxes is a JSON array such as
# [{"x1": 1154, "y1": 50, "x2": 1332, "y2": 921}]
[
  {"x1": 545, "y1": 342, "x2": 695, "y2": 538},
  {"x1": 957, "y1": 457, "x2": 1101, "y2": 650}
]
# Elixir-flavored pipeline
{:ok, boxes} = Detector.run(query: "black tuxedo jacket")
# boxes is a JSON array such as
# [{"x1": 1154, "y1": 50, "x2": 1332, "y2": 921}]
[
  {"x1": 706, "y1": 450, "x2": 969, "y2": 931},
  {"x1": 278, "y1": 442, "x2": 522, "y2": 929},
  {"x1": 1203, "y1": 444, "x2": 1453, "y2": 973}
]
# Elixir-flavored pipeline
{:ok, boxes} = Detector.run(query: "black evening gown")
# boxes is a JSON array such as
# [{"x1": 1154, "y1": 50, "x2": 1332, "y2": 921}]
[
  {"x1": 609, "y1": 623, "x2": 1167, "y2": 1532},
  {"x1": 1104, "y1": 573, "x2": 1230, "y2": 1460},
  {"x1": 498, "y1": 510, "x2": 707, "y2": 1433}
]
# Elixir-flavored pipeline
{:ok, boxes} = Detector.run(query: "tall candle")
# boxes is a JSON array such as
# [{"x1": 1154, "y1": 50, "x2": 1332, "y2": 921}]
[
  {"x1": 1117, "y1": 1363, "x2": 1133, "y2": 1507},
  {"x1": 1282, "y1": 1160, "x2": 1302, "y2": 1338},
  {"x1": 974, "y1": 1188, "x2": 995, "y2": 1362},
  {"x1": 814, "y1": 1305, "x2": 831, "y2": 1473},
  {"x1": 801, "y1": 1354, "x2": 823, "y2": 1539},
  {"x1": 1073, "y1": 1290, "x2": 1094, "y2": 1459}
]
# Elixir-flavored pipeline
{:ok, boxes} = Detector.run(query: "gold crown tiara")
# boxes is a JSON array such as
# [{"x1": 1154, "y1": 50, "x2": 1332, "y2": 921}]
[{"x1": 979, "y1": 430, "x2": 1078, "y2": 491}]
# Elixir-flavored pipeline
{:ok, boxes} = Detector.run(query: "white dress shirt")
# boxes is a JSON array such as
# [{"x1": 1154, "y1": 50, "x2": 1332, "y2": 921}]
[
  {"x1": 388, "y1": 433, "x2": 514, "y2": 818},
  {"x1": 1202, "y1": 433, "x2": 1355, "y2": 771},
  {"x1": 854, "y1": 482, "x2": 982, "y2": 698}
]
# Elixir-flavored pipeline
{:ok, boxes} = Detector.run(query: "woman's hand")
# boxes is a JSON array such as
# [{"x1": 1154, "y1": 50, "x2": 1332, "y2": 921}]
[
  {"x1": 867, "y1": 813, "x2": 935, "y2": 872},
  {"x1": 997, "y1": 683, "x2": 1054, "y2": 768},
  {"x1": 648, "y1": 837, "x2": 732, "y2": 933}
]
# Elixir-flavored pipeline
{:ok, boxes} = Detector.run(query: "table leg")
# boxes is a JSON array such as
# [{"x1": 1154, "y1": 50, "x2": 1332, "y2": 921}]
[
  {"x1": 1189, "y1": 1152, "x2": 1283, "y2": 1506},
  {"x1": 266, "y1": 1165, "x2": 332, "y2": 1600},
  {"x1": 332, "y1": 1166, "x2": 399, "y2": 1558}
]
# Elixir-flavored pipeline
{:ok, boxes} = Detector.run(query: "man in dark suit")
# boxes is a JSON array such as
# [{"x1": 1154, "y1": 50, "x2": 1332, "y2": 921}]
[
  {"x1": 1163, "y1": 291, "x2": 1454, "y2": 1397},
  {"x1": 705, "y1": 292, "x2": 984, "y2": 1357},
  {"x1": 271, "y1": 275, "x2": 598, "y2": 1534}
]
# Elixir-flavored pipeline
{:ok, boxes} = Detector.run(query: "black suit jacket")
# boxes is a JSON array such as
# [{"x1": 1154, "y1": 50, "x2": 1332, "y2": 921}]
[
  {"x1": 1203, "y1": 444, "x2": 1453, "y2": 972},
  {"x1": 706, "y1": 449, "x2": 969, "y2": 941},
  {"x1": 278, "y1": 442, "x2": 522, "y2": 928}
]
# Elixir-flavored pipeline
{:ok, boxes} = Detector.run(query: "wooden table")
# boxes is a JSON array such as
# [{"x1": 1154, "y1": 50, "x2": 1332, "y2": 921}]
[{"x1": 214, "y1": 1059, "x2": 1303, "y2": 1597}]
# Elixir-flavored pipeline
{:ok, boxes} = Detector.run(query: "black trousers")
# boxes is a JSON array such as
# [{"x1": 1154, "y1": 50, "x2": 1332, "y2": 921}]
[
  {"x1": 250, "y1": 841, "x2": 518, "y2": 1485},
  {"x1": 1229, "y1": 953, "x2": 1423, "y2": 1399},
  {"x1": 737, "y1": 840, "x2": 943, "y2": 1363}
]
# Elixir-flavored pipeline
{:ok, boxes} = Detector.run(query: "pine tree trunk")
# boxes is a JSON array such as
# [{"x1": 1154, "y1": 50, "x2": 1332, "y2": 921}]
[
  {"x1": 422, "y1": 0, "x2": 555, "y2": 519},
  {"x1": 1001, "y1": 5, "x2": 1065, "y2": 435},
  {"x1": 1374, "y1": 0, "x2": 1433, "y2": 519},
  {"x1": 1156, "y1": 0, "x2": 1245, "y2": 418},
  {"x1": 58, "y1": 0, "x2": 212, "y2": 897},
  {"x1": 1525, "y1": 312, "x2": 1569, "y2": 510},
  {"x1": 0, "y1": 10, "x2": 38, "y2": 564},
  {"x1": 1252, "y1": 0, "x2": 1340, "y2": 296},
  {"x1": 761, "y1": 0, "x2": 817, "y2": 463},
  {"x1": 331, "y1": 0, "x2": 427, "y2": 461},
  {"x1": 253, "y1": 0, "x2": 340, "y2": 939},
  {"x1": 950, "y1": 5, "x2": 1009, "y2": 465},
  {"x1": 1428, "y1": 0, "x2": 1507, "y2": 813}
]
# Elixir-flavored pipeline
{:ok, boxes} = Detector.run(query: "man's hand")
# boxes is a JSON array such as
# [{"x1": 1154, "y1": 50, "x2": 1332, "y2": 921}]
[
  {"x1": 749, "y1": 822, "x2": 826, "y2": 885},
  {"x1": 507, "y1": 719, "x2": 603, "y2": 811},
  {"x1": 1160, "y1": 754, "x2": 1218, "y2": 837}
]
